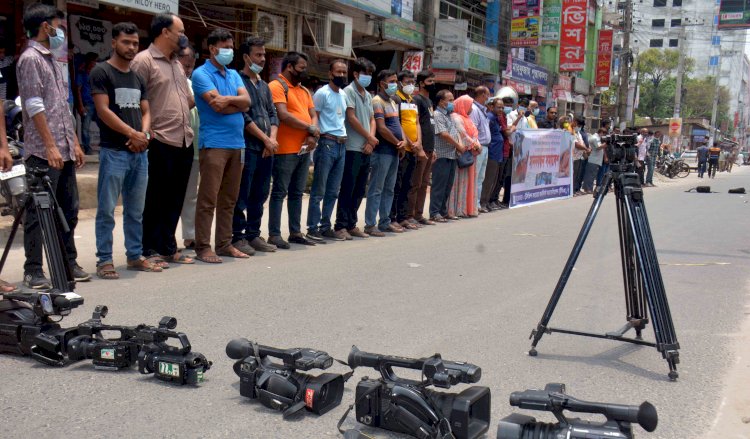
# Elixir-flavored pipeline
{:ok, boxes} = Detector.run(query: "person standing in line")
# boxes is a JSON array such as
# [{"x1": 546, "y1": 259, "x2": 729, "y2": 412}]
[
  {"x1": 177, "y1": 43, "x2": 200, "y2": 251},
  {"x1": 448, "y1": 95, "x2": 479, "y2": 218},
  {"x1": 364, "y1": 70, "x2": 406, "y2": 236},
  {"x1": 407, "y1": 70, "x2": 437, "y2": 226},
  {"x1": 536, "y1": 105, "x2": 558, "y2": 129},
  {"x1": 267, "y1": 51, "x2": 320, "y2": 248},
  {"x1": 18, "y1": 4, "x2": 89, "y2": 289},
  {"x1": 132, "y1": 12, "x2": 195, "y2": 267},
  {"x1": 334, "y1": 57, "x2": 377, "y2": 238},
  {"x1": 525, "y1": 101, "x2": 540, "y2": 129},
  {"x1": 572, "y1": 118, "x2": 590, "y2": 195},
  {"x1": 231, "y1": 37, "x2": 280, "y2": 254},
  {"x1": 429, "y1": 90, "x2": 463, "y2": 222},
  {"x1": 75, "y1": 52, "x2": 98, "y2": 155},
  {"x1": 480, "y1": 98, "x2": 504, "y2": 211},
  {"x1": 635, "y1": 128, "x2": 650, "y2": 185},
  {"x1": 696, "y1": 142, "x2": 709, "y2": 178},
  {"x1": 708, "y1": 142, "x2": 721, "y2": 179},
  {"x1": 306, "y1": 59, "x2": 349, "y2": 242},
  {"x1": 90, "y1": 22, "x2": 161, "y2": 279},
  {"x1": 581, "y1": 127, "x2": 606, "y2": 194},
  {"x1": 491, "y1": 96, "x2": 514, "y2": 210},
  {"x1": 390, "y1": 70, "x2": 423, "y2": 230},
  {"x1": 469, "y1": 86, "x2": 491, "y2": 213},
  {"x1": 191, "y1": 28, "x2": 250, "y2": 264},
  {"x1": 645, "y1": 130, "x2": 661, "y2": 187}
]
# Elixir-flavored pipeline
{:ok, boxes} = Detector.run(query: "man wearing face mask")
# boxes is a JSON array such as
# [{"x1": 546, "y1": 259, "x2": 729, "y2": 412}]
[
  {"x1": 489, "y1": 96, "x2": 515, "y2": 210},
  {"x1": 407, "y1": 70, "x2": 437, "y2": 226},
  {"x1": 390, "y1": 70, "x2": 423, "y2": 230},
  {"x1": 132, "y1": 12, "x2": 196, "y2": 267},
  {"x1": 429, "y1": 90, "x2": 464, "y2": 222},
  {"x1": 334, "y1": 57, "x2": 377, "y2": 238},
  {"x1": 526, "y1": 101, "x2": 539, "y2": 129},
  {"x1": 469, "y1": 86, "x2": 490, "y2": 213},
  {"x1": 231, "y1": 37, "x2": 279, "y2": 255},
  {"x1": 17, "y1": 4, "x2": 89, "y2": 289},
  {"x1": 191, "y1": 29, "x2": 250, "y2": 264},
  {"x1": 306, "y1": 59, "x2": 349, "y2": 242},
  {"x1": 364, "y1": 70, "x2": 406, "y2": 236},
  {"x1": 268, "y1": 52, "x2": 320, "y2": 248}
]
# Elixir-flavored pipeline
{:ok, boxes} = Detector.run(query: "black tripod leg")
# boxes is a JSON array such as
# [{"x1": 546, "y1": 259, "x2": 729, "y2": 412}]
[
  {"x1": 32, "y1": 193, "x2": 74, "y2": 292},
  {"x1": 529, "y1": 173, "x2": 612, "y2": 356},
  {"x1": 0, "y1": 203, "x2": 26, "y2": 278}
]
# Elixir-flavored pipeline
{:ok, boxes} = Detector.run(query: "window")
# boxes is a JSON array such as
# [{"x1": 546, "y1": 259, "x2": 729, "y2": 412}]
[
  {"x1": 671, "y1": 19, "x2": 681, "y2": 27},
  {"x1": 439, "y1": 0, "x2": 488, "y2": 45},
  {"x1": 709, "y1": 56, "x2": 719, "y2": 67},
  {"x1": 654, "y1": 0, "x2": 667, "y2": 6},
  {"x1": 712, "y1": 35, "x2": 721, "y2": 45},
  {"x1": 669, "y1": 39, "x2": 679, "y2": 47},
  {"x1": 673, "y1": 0, "x2": 682, "y2": 5},
  {"x1": 649, "y1": 39, "x2": 664, "y2": 47},
  {"x1": 652, "y1": 19, "x2": 665, "y2": 27}
]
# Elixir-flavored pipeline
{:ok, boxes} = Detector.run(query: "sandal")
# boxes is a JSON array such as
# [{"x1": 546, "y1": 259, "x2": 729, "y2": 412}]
[
  {"x1": 0, "y1": 279, "x2": 18, "y2": 293},
  {"x1": 216, "y1": 246, "x2": 250, "y2": 259},
  {"x1": 127, "y1": 257, "x2": 163, "y2": 272},
  {"x1": 160, "y1": 251, "x2": 195, "y2": 264},
  {"x1": 96, "y1": 263, "x2": 120, "y2": 280},
  {"x1": 196, "y1": 252, "x2": 223, "y2": 264},
  {"x1": 145, "y1": 255, "x2": 170, "y2": 269}
]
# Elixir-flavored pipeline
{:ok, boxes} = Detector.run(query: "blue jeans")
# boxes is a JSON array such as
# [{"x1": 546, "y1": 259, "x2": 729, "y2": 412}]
[
  {"x1": 365, "y1": 151, "x2": 399, "y2": 229},
  {"x1": 233, "y1": 149, "x2": 273, "y2": 242},
  {"x1": 474, "y1": 146, "x2": 488, "y2": 209},
  {"x1": 646, "y1": 155, "x2": 656, "y2": 184},
  {"x1": 80, "y1": 102, "x2": 97, "y2": 153},
  {"x1": 698, "y1": 160, "x2": 707, "y2": 178},
  {"x1": 269, "y1": 153, "x2": 309, "y2": 236},
  {"x1": 307, "y1": 138, "x2": 346, "y2": 233},
  {"x1": 95, "y1": 148, "x2": 149, "y2": 265}
]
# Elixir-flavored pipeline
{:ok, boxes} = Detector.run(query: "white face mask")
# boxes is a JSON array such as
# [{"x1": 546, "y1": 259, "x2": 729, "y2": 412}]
[{"x1": 402, "y1": 84, "x2": 415, "y2": 96}]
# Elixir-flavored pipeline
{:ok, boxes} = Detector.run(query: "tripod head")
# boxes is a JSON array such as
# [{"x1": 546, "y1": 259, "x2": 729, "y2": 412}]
[
  {"x1": 1, "y1": 290, "x2": 83, "y2": 318},
  {"x1": 603, "y1": 134, "x2": 638, "y2": 175}
]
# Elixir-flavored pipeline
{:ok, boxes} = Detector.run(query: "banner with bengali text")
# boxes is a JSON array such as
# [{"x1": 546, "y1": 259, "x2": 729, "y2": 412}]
[
  {"x1": 595, "y1": 29, "x2": 613, "y2": 87},
  {"x1": 559, "y1": 0, "x2": 587, "y2": 72},
  {"x1": 510, "y1": 129, "x2": 573, "y2": 208}
]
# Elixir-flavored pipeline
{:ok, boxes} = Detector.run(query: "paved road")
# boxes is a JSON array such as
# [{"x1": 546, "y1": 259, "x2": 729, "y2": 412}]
[{"x1": 1, "y1": 168, "x2": 749, "y2": 439}]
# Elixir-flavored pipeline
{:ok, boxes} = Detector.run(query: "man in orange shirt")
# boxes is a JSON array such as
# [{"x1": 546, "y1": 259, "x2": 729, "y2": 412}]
[{"x1": 267, "y1": 52, "x2": 320, "y2": 248}]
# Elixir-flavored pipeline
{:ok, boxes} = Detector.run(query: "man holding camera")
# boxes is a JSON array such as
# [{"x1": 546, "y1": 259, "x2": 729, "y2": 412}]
[{"x1": 17, "y1": 4, "x2": 89, "y2": 289}]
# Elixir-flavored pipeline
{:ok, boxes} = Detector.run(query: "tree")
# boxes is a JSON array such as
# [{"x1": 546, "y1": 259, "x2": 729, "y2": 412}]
[
  {"x1": 682, "y1": 76, "x2": 730, "y2": 128},
  {"x1": 634, "y1": 48, "x2": 694, "y2": 124}
]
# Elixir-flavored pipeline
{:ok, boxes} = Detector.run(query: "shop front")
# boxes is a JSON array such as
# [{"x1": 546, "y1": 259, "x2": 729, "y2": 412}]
[{"x1": 502, "y1": 56, "x2": 549, "y2": 103}]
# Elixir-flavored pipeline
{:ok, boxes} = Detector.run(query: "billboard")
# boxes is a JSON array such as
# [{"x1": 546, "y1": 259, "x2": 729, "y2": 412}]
[
  {"x1": 511, "y1": 0, "x2": 542, "y2": 47},
  {"x1": 595, "y1": 30, "x2": 614, "y2": 87},
  {"x1": 559, "y1": 0, "x2": 588, "y2": 71},
  {"x1": 719, "y1": 0, "x2": 750, "y2": 29}
]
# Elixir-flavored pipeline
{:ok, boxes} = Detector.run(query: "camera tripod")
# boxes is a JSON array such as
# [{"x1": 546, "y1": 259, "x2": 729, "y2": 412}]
[
  {"x1": 528, "y1": 166, "x2": 680, "y2": 380},
  {"x1": 0, "y1": 170, "x2": 75, "y2": 292}
]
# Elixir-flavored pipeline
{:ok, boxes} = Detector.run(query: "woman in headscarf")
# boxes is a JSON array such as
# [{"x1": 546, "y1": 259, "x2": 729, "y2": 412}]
[{"x1": 448, "y1": 95, "x2": 481, "y2": 218}]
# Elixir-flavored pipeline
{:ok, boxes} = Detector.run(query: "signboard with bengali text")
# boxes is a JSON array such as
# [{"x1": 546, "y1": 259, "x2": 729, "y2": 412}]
[
  {"x1": 510, "y1": 129, "x2": 573, "y2": 208},
  {"x1": 559, "y1": 0, "x2": 587, "y2": 72}
]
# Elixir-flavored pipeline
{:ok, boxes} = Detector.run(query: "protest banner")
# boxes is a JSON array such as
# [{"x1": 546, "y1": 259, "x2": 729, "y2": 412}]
[{"x1": 510, "y1": 129, "x2": 573, "y2": 208}]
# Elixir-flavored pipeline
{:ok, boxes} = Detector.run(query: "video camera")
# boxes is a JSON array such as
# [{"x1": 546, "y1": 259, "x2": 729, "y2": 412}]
[
  {"x1": 347, "y1": 346, "x2": 490, "y2": 439},
  {"x1": 603, "y1": 134, "x2": 638, "y2": 172},
  {"x1": 226, "y1": 338, "x2": 351, "y2": 417},
  {"x1": 497, "y1": 383, "x2": 658, "y2": 439}
]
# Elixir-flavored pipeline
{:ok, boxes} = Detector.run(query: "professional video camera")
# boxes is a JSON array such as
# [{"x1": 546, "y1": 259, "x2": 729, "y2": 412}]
[
  {"x1": 345, "y1": 346, "x2": 490, "y2": 439},
  {"x1": 0, "y1": 289, "x2": 83, "y2": 357},
  {"x1": 603, "y1": 134, "x2": 638, "y2": 171},
  {"x1": 0, "y1": 137, "x2": 26, "y2": 216},
  {"x1": 497, "y1": 383, "x2": 658, "y2": 439},
  {"x1": 226, "y1": 338, "x2": 352, "y2": 417}
]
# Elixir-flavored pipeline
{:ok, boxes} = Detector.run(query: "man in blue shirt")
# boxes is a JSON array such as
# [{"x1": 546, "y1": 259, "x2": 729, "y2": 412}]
[
  {"x1": 191, "y1": 28, "x2": 250, "y2": 264},
  {"x1": 480, "y1": 98, "x2": 504, "y2": 211},
  {"x1": 696, "y1": 142, "x2": 709, "y2": 178},
  {"x1": 306, "y1": 60, "x2": 349, "y2": 242}
]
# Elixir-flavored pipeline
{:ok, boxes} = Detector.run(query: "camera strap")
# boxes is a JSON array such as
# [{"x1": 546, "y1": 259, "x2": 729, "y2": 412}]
[{"x1": 337, "y1": 384, "x2": 379, "y2": 439}]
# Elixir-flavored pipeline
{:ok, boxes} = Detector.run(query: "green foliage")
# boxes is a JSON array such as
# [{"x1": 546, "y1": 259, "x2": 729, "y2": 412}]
[
  {"x1": 681, "y1": 76, "x2": 730, "y2": 127},
  {"x1": 634, "y1": 48, "x2": 696, "y2": 123}
]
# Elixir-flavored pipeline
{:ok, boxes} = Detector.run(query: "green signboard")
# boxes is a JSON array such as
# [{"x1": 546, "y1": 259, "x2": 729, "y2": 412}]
[{"x1": 719, "y1": 0, "x2": 750, "y2": 29}]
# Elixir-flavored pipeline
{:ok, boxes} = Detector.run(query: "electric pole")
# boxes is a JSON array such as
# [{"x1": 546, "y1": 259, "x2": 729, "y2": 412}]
[
  {"x1": 708, "y1": 53, "x2": 728, "y2": 147},
  {"x1": 617, "y1": 0, "x2": 633, "y2": 130},
  {"x1": 673, "y1": 26, "x2": 686, "y2": 119}
]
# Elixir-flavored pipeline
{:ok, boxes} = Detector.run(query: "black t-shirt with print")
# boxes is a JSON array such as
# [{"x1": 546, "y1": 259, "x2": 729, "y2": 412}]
[
  {"x1": 89, "y1": 62, "x2": 147, "y2": 151},
  {"x1": 413, "y1": 94, "x2": 435, "y2": 153}
]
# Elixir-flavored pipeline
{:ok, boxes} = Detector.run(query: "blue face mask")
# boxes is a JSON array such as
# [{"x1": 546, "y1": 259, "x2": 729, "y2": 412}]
[
  {"x1": 48, "y1": 26, "x2": 65, "y2": 51},
  {"x1": 446, "y1": 102, "x2": 454, "y2": 113},
  {"x1": 215, "y1": 48, "x2": 234, "y2": 66},
  {"x1": 249, "y1": 62, "x2": 263, "y2": 74},
  {"x1": 504, "y1": 107, "x2": 512, "y2": 115},
  {"x1": 517, "y1": 106, "x2": 526, "y2": 113},
  {"x1": 385, "y1": 83, "x2": 398, "y2": 96},
  {"x1": 357, "y1": 74, "x2": 372, "y2": 88},
  {"x1": 532, "y1": 108, "x2": 540, "y2": 116}
]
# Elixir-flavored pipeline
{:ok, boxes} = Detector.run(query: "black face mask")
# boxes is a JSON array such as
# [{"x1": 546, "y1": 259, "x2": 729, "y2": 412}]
[
  {"x1": 291, "y1": 69, "x2": 308, "y2": 82},
  {"x1": 424, "y1": 83, "x2": 438, "y2": 95},
  {"x1": 178, "y1": 35, "x2": 189, "y2": 50},
  {"x1": 332, "y1": 76, "x2": 348, "y2": 88}
]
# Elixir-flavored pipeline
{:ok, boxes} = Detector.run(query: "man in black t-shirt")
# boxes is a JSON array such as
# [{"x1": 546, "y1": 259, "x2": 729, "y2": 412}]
[
  {"x1": 90, "y1": 22, "x2": 160, "y2": 280},
  {"x1": 407, "y1": 70, "x2": 437, "y2": 225}
]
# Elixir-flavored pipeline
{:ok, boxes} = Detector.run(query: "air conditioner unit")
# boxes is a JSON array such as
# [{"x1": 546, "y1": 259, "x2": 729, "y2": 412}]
[
  {"x1": 256, "y1": 10, "x2": 288, "y2": 51},
  {"x1": 323, "y1": 12, "x2": 352, "y2": 57}
]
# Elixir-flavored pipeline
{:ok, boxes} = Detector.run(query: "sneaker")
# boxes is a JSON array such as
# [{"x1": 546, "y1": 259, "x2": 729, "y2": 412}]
[
  {"x1": 322, "y1": 229, "x2": 347, "y2": 241},
  {"x1": 249, "y1": 237, "x2": 277, "y2": 252},
  {"x1": 233, "y1": 239, "x2": 256, "y2": 256},
  {"x1": 290, "y1": 233, "x2": 317, "y2": 246},
  {"x1": 305, "y1": 231, "x2": 327, "y2": 244},
  {"x1": 24, "y1": 270, "x2": 51, "y2": 289},
  {"x1": 347, "y1": 227, "x2": 369, "y2": 238},
  {"x1": 267, "y1": 235, "x2": 290, "y2": 250},
  {"x1": 364, "y1": 226, "x2": 385, "y2": 237},
  {"x1": 72, "y1": 265, "x2": 92, "y2": 282}
]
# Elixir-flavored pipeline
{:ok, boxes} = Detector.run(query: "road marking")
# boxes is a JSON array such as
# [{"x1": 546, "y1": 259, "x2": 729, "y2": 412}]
[
  {"x1": 660, "y1": 262, "x2": 732, "y2": 267},
  {"x1": 513, "y1": 232, "x2": 551, "y2": 238}
]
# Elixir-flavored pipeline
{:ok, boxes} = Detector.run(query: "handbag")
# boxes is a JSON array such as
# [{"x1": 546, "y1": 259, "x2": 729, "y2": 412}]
[{"x1": 457, "y1": 150, "x2": 475, "y2": 168}]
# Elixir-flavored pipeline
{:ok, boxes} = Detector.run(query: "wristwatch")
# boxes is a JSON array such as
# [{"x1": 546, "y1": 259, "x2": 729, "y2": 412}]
[
  {"x1": 306, "y1": 124, "x2": 317, "y2": 135},
  {"x1": 144, "y1": 131, "x2": 151, "y2": 141}
]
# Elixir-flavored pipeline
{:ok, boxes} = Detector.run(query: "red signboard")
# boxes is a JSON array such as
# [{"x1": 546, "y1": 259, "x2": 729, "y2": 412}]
[
  {"x1": 557, "y1": 75, "x2": 572, "y2": 91},
  {"x1": 595, "y1": 29, "x2": 613, "y2": 87},
  {"x1": 559, "y1": 0, "x2": 588, "y2": 72}
]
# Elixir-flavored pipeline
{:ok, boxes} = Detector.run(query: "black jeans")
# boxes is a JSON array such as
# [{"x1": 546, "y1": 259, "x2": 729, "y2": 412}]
[
  {"x1": 335, "y1": 150, "x2": 370, "y2": 231},
  {"x1": 23, "y1": 156, "x2": 79, "y2": 273},
  {"x1": 390, "y1": 151, "x2": 416, "y2": 223},
  {"x1": 501, "y1": 158, "x2": 512, "y2": 205},
  {"x1": 269, "y1": 153, "x2": 309, "y2": 236},
  {"x1": 429, "y1": 158, "x2": 457, "y2": 218},
  {"x1": 233, "y1": 148, "x2": 273, "y2": 242},
  {"x1": 573, "y1": 159, "x2": 586, "y2": 192},
  {"x1": 481, "y1": 159, "x2": 502, "y2": 206},
  {"x1": 708, "y1": 158, "x2": 719, "y2": 178},
  {"x1": 142, "y1": 139, "x2": 194, "y2": 257}
]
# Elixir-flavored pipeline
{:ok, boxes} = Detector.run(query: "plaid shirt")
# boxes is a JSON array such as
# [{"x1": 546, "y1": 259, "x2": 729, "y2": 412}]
[
  {"x1": 17, "y1": 40, "x2": 77, "y2": 161},
  {"x1": 433, "y1": 107, "x2": 459, "y2": 160},
  {"x1": 649, "y1": 137, "x2": 661, "y2": 158}
]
